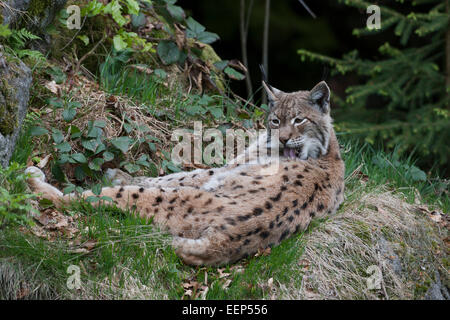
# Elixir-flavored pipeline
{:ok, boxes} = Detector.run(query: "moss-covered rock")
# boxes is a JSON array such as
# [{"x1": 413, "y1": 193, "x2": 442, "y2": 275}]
[
  {"x1": 0, "y1": 47, "x2": 32, "y2": 167},
  {"x1": 1, "y1": 0, "x2": 67, "y2": 32}
]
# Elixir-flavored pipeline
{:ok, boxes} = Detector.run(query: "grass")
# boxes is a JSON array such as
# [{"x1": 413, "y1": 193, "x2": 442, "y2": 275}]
[
  {"x1": 0, "y1": 55, "x2": 447, "y2": 300},
  {"x1": 1, "y1": 133, "x2": 447, "y2": 299}
]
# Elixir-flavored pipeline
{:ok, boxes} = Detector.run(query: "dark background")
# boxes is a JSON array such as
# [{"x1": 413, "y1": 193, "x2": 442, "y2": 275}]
[{"x1": 176, "y1": 0, "x2": 409, "y2": 100}]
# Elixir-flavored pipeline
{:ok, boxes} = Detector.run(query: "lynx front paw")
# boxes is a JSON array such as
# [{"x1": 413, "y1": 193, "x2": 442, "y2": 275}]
[{"x1": 25, "y1": 166, "x2": 46, "y2": 182}]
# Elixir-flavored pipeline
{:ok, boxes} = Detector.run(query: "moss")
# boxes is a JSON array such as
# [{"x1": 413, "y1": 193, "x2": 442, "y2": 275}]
[
  {"x1": 27, "y1": 0, "x2": 52, "y2": 18},
  {"x1": 0, "y1": 77, "x2": 19, "y2": 136},
  {"x1": 0, "y1": 52, "x2": 22, "y2": 136}
]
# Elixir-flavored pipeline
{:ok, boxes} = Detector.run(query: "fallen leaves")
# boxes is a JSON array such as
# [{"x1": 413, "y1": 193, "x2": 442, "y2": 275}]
[
  {"x1": 27, "y1": 209, "x2": 79, "y2": 241},
  {"x1": 415, "y1": 204, "x2": 448, "y2": 229},
  {"x1": 181, "y1": 264, "x2": 246, "y2": 300}
]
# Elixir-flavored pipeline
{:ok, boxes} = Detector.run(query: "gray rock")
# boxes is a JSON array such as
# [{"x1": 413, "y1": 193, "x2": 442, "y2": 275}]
[
  {"x1": 425, "y1": 271, "x2": 450, "y2": 300},
  {"x1": 0, "y1": 48, "x2": 32, "y2": 168},
  {"x1": 1, "y1": 0, "x2": 68, "y2": 32}
]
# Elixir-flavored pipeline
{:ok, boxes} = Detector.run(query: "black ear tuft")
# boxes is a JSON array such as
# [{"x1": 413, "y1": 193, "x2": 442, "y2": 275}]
[
  {"x1": 310, "y1": 81, "x2": 330, "y2": 113},
  {"x1": 262, "y1": 81, "x2": 283, "y2": 107}
]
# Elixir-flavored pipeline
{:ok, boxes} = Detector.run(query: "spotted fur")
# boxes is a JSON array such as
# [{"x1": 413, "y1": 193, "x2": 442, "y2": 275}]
[{"x1": 26, "y1": 81, "x2": 345, "y2": 266}]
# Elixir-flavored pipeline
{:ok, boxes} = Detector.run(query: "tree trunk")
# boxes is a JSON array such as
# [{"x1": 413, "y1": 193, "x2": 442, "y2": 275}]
[
  {"x1": 262, "y1": 0, "x2": 271, "y2": 105},
  {"x1": 446, "y1": 0, "x2": 450, "y2": 108},
  {"x1": 240, "y1": 0, "x2": 254, "y2": 100}
]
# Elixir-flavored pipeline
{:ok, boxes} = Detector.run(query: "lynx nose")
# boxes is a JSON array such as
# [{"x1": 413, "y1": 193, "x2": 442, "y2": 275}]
[{"x1": 279, "y1": 137, "x2": 289, "y2": 145}]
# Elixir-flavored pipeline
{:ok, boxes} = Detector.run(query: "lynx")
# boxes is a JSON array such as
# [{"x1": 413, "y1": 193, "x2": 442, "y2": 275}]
[{"x1": 26, "y1": 81, "x2": 345, "y2": 266}]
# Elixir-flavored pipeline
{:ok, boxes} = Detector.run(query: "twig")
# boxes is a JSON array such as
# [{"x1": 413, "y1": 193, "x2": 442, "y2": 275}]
[{"x1": 74, "y1": 33, "x2": 108, "y2": 74}]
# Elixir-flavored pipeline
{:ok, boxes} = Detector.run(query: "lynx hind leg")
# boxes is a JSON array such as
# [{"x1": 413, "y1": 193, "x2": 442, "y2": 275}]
[{"x1": 26, "y1": 166, "x2": 64, "y2": 205}]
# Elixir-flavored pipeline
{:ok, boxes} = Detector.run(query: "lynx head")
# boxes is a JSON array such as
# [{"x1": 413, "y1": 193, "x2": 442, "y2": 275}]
[{"x1": 263, "y1": 81, "x2": 332, "y2": 160}]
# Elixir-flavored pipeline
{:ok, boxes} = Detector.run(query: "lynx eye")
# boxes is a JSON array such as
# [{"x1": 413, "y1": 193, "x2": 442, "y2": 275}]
[
  {"x1": 293, "y1": 117, "x2": 307, "y2": 126},
  {"x1": 271, "y1": 119, "x2": 280, "y2": 126}
]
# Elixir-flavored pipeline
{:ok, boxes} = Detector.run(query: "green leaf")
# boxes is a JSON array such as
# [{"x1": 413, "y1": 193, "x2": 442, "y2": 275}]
[
  {"x1": 85, "y1": 196, "x2": 99, "y2": 203},
  {"x1": 224, "y1": 67, "x2": 245, "y2": 80},
  {"x1": 77, "y1": 35, "x2": 90, "y2": 45},
  {"x1": 88, "y1": 158, "x2": 105, "y2": 171},
  {"x1": 0, "y1": 24, "x2": 12, "y2": 38},
  {"x1": 154, "y1": 68, "x2": 167, "y2": 79},
  {"x1": 30, "y1": 126, "x2": 48, "y2": 136},
  {"x1": 103, "y1": 0, "x2": 128, "y2": 26},
  {"x1": 131, "y1": 13, "x2": 146, "y2": 28},
  {"x1": 408, "y1": 166, "x2": 427, "y2": 182},
  {"x1": 113, "y1": 34, "x2": 128, "y2": 51},
  {"x1": 157, "y1": 40, "x2": 181, "y2": 65},
  {"x1": 209, "y1": 107, "x2": 223, "y2": 119},
  {"x1": 63, "y1": 185, "x2": 75, "y2": 195},
  {"x1": 111, "y1": 137, "x2": 131, "y2": 153},
  {"x1": 91, "y1": 183, "x2": 102, "y2": 196},
  {"x1": 197, "y1": 31, "x2": 219, "y2": 44},
  {"x1": 166, "y1": 4, "x2": 185, "y2": 21},
  {"x1": 70, "y1": 125, "x2": 81, "y2": 139},
  {"x1": 55, "y1": 142, "x2": 71, "y2": 153},
  {"x1": 62, "y1": 108, "x2": 77, "y2": 122},
  {"x1": 124, "y1": 163, "x2": 140, "y2": 174},
  {"x1": 71, "y1": 153, "x2": 87, "y2": 164},
  {"x1": 87, "y1": 126, "x2": 103, "y2": 139},
  {"x1": 94, "y1": 120, "x2": 106, "y2": 128},
  {"x1": 213, "y1": 60, "x2": 229, "y2": 71},
  {"x1": 74, "y1": 166, "x2": 87, "y2": 181},
  {"x1": 81, "y1": 139, "x2": 98, "y2": 152},
  {"x1": 51, "y1": 129, "x2": 64, "y2": 144},
  {"x1": 125, "y1": 0, "x2": 140, "y2": 15},
  {"x1": 103, "y1": 151, "x2": 114, "y2": 162},
  {"x1": 186, "y1": 17, "x2": 205, "y2": 37},
  {"x1": 46, "y1": 66, "x2": 67, "y2": 84}
]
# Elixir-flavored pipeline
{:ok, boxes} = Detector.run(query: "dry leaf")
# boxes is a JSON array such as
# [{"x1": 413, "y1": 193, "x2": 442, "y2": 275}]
[
  {"x1": 82, "y1": 239, "x2": 97, "y2": 251},
  {"x1": 37, "y1": 154, "x2": 52, "y2": 169},
  {"x1": 45, "y1": 80, "x2": 59, "y2": 94}
]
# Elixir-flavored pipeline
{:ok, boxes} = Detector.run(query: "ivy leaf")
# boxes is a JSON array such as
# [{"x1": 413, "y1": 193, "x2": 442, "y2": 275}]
[
  {"x1": 186, "y1": 17, "x2": 206, "y2": 37},
  {"x1": 51, "y1": 129, "x2": 64, "y2": 144},
  {"x1": 111, "y1": 137, "x2": 132, "y2": 153},
  {"x1": 55, "y1": 142, "x2": 71, "y2": 153},
  {"x1": 124, "y1": 163, "x2": 140, "y2": 174},
  {"x1": 71, "y1": 153, "x2": 87, "y2": 164},
  {"x1": 213, "y1": 60, "x2": 229, "y2": 71},
  {"x1": 157, "y1": 40, "x2": 180, "y2": 65},
  {"x1": 62, "y1": 108, "x2": 77, "y2": 122},
  {"x1": 166, "y1": 4, "x2": 185, "y2": 21},
  {"x1": 103, "y1": 151, "x2": 114, "y2": 162},
  {"x1": 197, "y1": 31, "x2": 219, "y2": 44},
  {"x1": 88, "y1": 158, "x2": 105, "y2": 171},
  {"x1": 131, "y1": 13, "x2": 147, "y2": 28},
  {"x1": 81, "y1": 139, "x2": 98, "y2": 152},
  {"x1": 224, "y1": 67, "x2": 245, "y2": 80}
]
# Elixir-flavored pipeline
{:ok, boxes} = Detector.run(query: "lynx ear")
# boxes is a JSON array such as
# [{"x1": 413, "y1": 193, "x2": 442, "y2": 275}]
[
  {"x1": 262, "y1": 81, "x2": 282, "y2": 105},
  {"x1": 310, "y1": 81, "x2": 330, "y2": 113}
]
